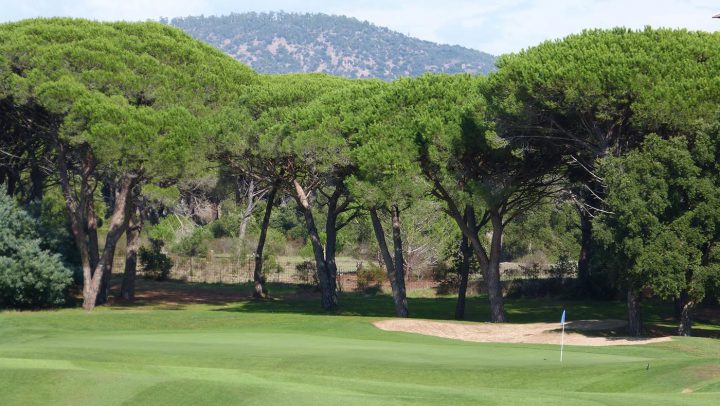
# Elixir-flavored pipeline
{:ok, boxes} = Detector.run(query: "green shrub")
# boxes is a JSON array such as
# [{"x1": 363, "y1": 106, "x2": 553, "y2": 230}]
[
  {"x1": 504, "y1": 278, "x2": 581, "y2": 299},
  {"x1": 28, "y1": 190, "x2": 81, "y2": 270},
  {"x1": 548, "y1": 254, "x2": 578, "y2": 279},
  {"x1": 0, "y1": 190, "x2": 73, "y2": 308},
  {"x1": 356, "y1": 262, "x2": 386, "y2": 294},
  {"x1": 172, "y1": 226, "x2": 212, "y2": 257},
  {"x1": 210, "y1": 206, "x2": 246, "y2": 238},
  {"x1": 147, "y1": 216, "x2": 183, "y2": 243},
  {"x1": 263, "y1": 255, "x2": 284, "y2": 282},
  {"x1": 431, "y1": 262, "x2": 459, "y2": 295},
  {"x1": 517, "y1": 251, "x2": 548, "y2": 279},
  {"x1": 264, "y1": 229, "x2": 288, "y2": 256},
  {"x1": 269, "y1": 203, "x2": 306, "y2": 240},
  {"x1": 295, "y1": 260, "x2": 317, "y2": 285},
  {"x1": 141, "y1": 185, "x2": 180, "y2": 208},
  {"x1": 434, "y1": 242, "x2": 481, "y2": 295},
  {"x1": 436, "y1": 273, "x2": 462, "y2": 295},
  {"x1": 298, "y1": 240, "x2": 314, "y2": 258},
  {"x1": 139, "y1": 239, "x2": 174, "y2": 281}
]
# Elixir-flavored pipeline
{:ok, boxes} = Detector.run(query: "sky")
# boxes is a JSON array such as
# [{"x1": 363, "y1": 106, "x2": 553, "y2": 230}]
[{"x1": 1, "y1": 0, "x2": 719, "y2": 55}]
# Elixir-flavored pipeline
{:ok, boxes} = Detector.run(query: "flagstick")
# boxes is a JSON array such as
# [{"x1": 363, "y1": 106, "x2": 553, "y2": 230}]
[{"x1": 560, "y1": 321, "x2": 565, "y2": 363}]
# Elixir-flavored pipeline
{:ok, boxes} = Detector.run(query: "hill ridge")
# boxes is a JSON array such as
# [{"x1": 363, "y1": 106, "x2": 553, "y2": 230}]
[{"x1": 168, "y1": 11, "x2": 495, "y2": 79}]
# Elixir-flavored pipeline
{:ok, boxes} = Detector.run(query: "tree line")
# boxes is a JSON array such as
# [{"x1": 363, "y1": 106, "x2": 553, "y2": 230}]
[{"x1": 1, "y1": 19, "x2": 719, "y2": 336}]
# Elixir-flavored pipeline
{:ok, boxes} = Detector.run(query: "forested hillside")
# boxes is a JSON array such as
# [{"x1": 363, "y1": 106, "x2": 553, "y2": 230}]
[{"x1": 169, "y1": 12, "x2": 495, "y2": 79}]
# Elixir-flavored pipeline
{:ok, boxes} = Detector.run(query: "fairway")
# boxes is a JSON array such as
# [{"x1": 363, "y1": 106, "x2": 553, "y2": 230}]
[{"x1": 1, "y1": 287, "x2": 718, "y2": 405}]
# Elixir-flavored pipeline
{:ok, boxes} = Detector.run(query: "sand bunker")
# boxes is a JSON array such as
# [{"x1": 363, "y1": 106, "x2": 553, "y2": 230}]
[{"x1": 373, "y1": 319, "x2": 671, "y2": 346}]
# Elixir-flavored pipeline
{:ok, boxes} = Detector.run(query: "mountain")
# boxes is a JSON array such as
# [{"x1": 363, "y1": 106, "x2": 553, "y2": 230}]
[{"x1": 168, "y1": 12, "x2": 495, "y2": 79}]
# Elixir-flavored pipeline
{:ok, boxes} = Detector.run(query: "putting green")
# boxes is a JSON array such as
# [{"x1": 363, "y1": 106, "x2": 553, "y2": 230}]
[{"x1": 0, "y1": 303, "x2": 718, "y2": 405}]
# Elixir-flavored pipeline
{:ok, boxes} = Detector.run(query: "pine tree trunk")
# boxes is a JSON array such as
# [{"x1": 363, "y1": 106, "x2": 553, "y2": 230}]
[
  {"x1": 324, "y1": 194, "x2": 339, "y2": 303},
  {"x1": 577, "y1": 209, "x2": 592, "y2": 290},
  {"x1": 293, "y1": 180, "x2": 335, "y2": 310},
  {"x1": 324, "y1": 226, "x2": 338, "y2": 299},
  {"x1": 390, "y1": 205, "x2": 409, "y2": 317},
  {"x1": 306, "y1": 208, "x2": 334, "y2": 310},
  {"x1": 627, "y1": 289, "x2": 642, "y2": 337},
  {"x1": 253, "y1": 183, "x2": 277, "y2": 299},
  {"x1": 4, "y1": 169, "x2": 17, "y2": 196},
  {"x1": 29, "y1": 161, "x2": 45, "y2": 202},
  {"x1": 455, "y1": 231, "x2": 472, "y2": 320},
  {"x1": 57, "y1": 143, "x2": 136, "y2": 311},
  {"x1": 486, "y1": 211, "x2": 506, "y2": 322},
  {"x1": 81, "y1": 173, "x2": 137, "y2": 310},
  {"x1": 370, "y1": 208, "x2": 408, "y2": 317},
  {"x1": 120, "y1": 204, "x2": 142, "y2": 301},
  {"x1": 678, "y1": 298, "x2": 695, "y2": 337},
  {"x1": 98, "y1": 258, "x2": 113, "y2": 305},
  {"x1": 435, "y1": 198, "x2": 497, "y2": 321},
  {"x1": 87, "y1": 203, "x2": 103, "y2": 304},
  {"x1": 57, "y1": 143, "x2": 94, "y2": 310},
  {"x1": 239, "y1": 179, "x2": 256, "y2": 241},
  {"x1": 673, "y1": 297, "x2": 683, "y2": 320}
]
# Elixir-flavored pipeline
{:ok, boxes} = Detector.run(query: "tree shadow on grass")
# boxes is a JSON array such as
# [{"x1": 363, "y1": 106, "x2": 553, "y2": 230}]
[
  {"x1": 212, "y1": 289, "x2": 669, "y2": 326},
  {"x1": 100, "y1": 279, "x2": 719, "y2": 337},
  {"x1": 105, "y1": 278, "x2": 257, "y2": 310},
  {"x1": 213, "y1": 291, "x2": 478, "y2": 320},
  {"x1": 215, "y1": 288, "x2": 720, "y2": 337}
]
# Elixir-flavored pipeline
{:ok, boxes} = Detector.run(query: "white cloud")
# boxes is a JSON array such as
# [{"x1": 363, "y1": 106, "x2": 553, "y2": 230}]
[
  {"x1": 331, "y1": 0, "x2": 720, "y2": 54},
  {"x1": 323, "y1": 1, "x2": 517, "y2": 45},
  {"x1": 51, "y1": 0, "x2": 211, "y2": 21},
  {"x1": 0, "y1": 0, "x2": 718, "y2": 54},
  {"x1": 0, "y1": 0, "x2": 219, "y2": 22},
  {"x1": 468, "y1": 0, "x2": 720, "y2": 54}
]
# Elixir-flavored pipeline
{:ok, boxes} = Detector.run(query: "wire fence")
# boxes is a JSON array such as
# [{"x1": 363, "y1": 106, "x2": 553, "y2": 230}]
[
  {"x1": 111, "y1": 255, "x2": 562, "y2": 292},
  {"x1": 112, "y1": 254, "x2": 440, "y2": 291}
]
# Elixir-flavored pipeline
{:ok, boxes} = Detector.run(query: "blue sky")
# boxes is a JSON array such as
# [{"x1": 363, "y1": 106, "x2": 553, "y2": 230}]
[{"x1": 1, "y1": 0, "x2": 718, "y2": 54}]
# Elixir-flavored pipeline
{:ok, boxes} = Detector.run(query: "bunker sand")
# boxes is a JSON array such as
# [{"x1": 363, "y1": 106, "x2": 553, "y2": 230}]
[{"x1": 374, "y1": 319, "x2": 672, "y2": 346}]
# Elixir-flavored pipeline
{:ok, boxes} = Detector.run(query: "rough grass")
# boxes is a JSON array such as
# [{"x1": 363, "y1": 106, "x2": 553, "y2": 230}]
[{"x1": 0, "y1": 281, "x2": 718, "y2": 405}]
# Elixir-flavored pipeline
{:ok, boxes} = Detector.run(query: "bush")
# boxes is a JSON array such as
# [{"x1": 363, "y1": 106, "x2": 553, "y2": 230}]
[
  {"x1": 262, "y1": 255, "x2": 284, "y2": 281},
  {"x1": 356, "y1": 262, "x2": 386, "y2": 294},
  {"x1": 436, "y1": 273, "x2": 462, "y2": 295},
  {"x1": 548, "y1": 254, "x2": 577, "y2": 279},
  {"x1": 504, "y1": 278, "x2": 582, "y2": 299},
  {"x1": 295, "y1": 260, "x2": 317, "y2": 285},
  {"x1": 0, "y1": 190, "x2": 73, "y2": 308},
  {"x1": 430, "y1": 262, "x2": 459, "y2": 295},
  {"x1": 264, "y1": 229, "x2": 288, "y2": 257},
  {"x1": 147, "y1": 215, "x2": 213, "y2": 257},
  {"x1": 505, "y1": 279, "x2": 552, "y2": 298},
  {"x1": 139, "y1": 239, "x2": 174, "y2": 281},
  {"x1": 505, "y1": 254, "x2": 580, "y2": 300},
  {"x1": 517, "y1": 251, "x2": 549, "y2": 279},
  {"x1": 172, "y1": 226, "x2": 212, "y2": 257},
  {"x1": 147, "y1": 215, "x2": 182, "y2": 243},
  {"x1": 269, "y1": 203, "x2": 306, "y2": 240},
  {"x1": 298, "y1": 239, "x2": 314, "y2": 259},
  {"x1": 209, "y1": 205, "x2": 245, "y2": 238},
  {"x1": 435, "y1": 237, "x2": 482, "y2": 295},
  {"x1": 28, "y1": 190, "x2": 81, "y2": 270}
]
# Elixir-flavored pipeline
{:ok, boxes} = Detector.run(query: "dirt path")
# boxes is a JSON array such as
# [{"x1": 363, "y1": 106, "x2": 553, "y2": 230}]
[{"x1": 373, "y1": 319, "x2": 672, "y2": 346}]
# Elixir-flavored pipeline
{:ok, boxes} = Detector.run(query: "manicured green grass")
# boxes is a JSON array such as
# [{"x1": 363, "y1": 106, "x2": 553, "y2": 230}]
[{"x1": 0, "y1": 283, "x2": 718, "y2": 405}]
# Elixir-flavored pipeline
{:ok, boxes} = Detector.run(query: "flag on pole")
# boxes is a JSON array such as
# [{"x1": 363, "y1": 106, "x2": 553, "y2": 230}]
[{"x1": 560, "y1": 309, "x2": 566, "y2": 362}]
